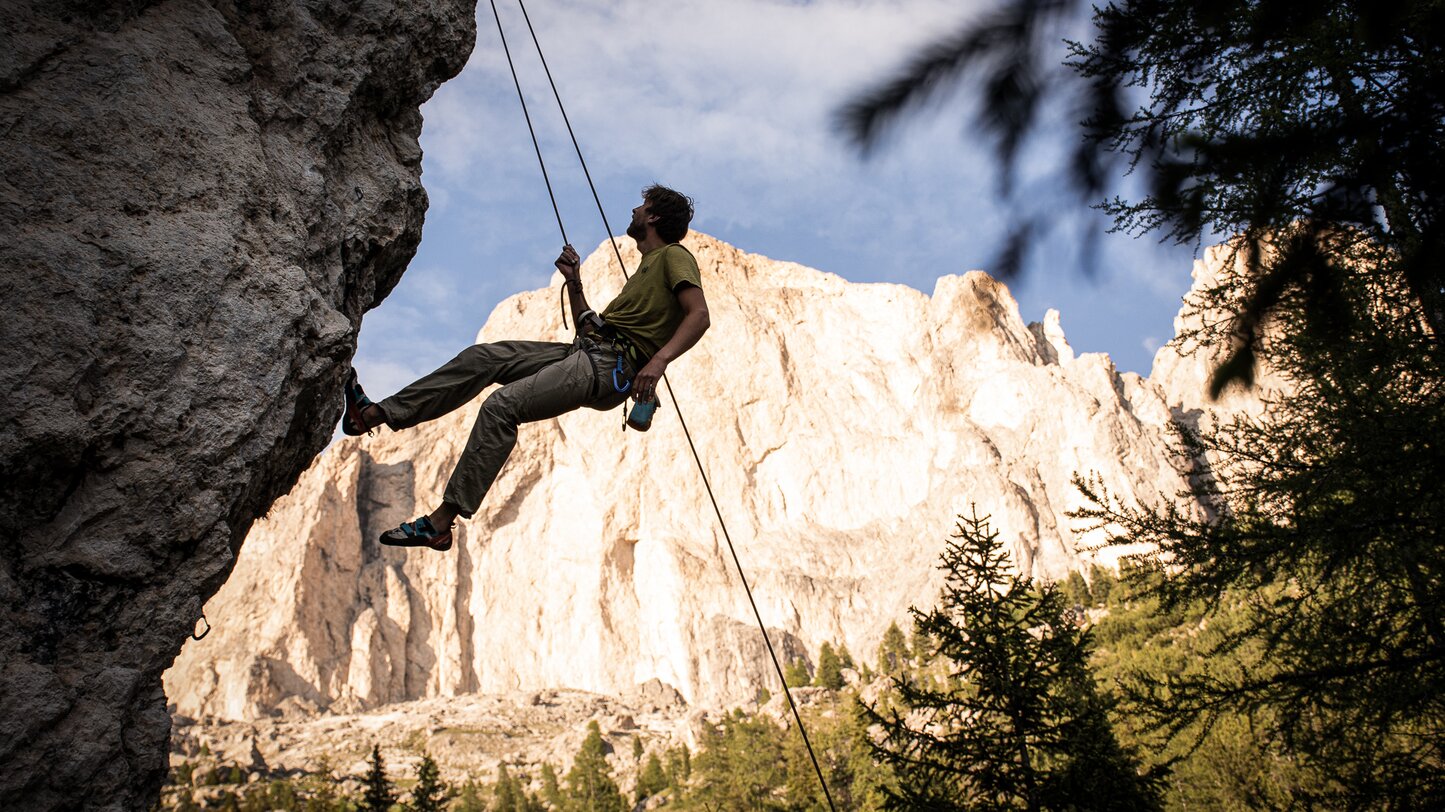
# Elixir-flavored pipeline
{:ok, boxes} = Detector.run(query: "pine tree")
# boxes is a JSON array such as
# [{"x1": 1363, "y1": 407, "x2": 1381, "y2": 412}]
[
  {"x1": 303, "y1": 755, "x2": 343, "y2": 812},
  {"x1": 562, "y1": 721, "x2": 625, "y2": 812},
  {"x1": 782, "y1": 702, "x2": 896, "y2": 811},
  {"x1": 452, "y1": 780, "x2": 485, "y2": 812},
  {"x1": 685, "y1": 712, "x2": 788, "y2": 810},
  {"x1": 862, "y1": 508, "x2": 1162, "y2": 810},
  {"x1": 171, "y1": 789, "x2": 202, "y2": 812},
  {"x1": 1062, "y1": 570, "x2": 1090, "y2": 608},
  {"x1": 1077, "y1": 239, "x2": 1445, "y2": 806},
  {"x1": 409, "y1": 753, "x2": 447, "y2": 812},
  {"x1": 539, "y1": 764, "x2": 562, "y2": 811},
  {"x1": 876, "y1": 621, "x2": 909, "y2": 676},
  {"x1": 814, "y1": 641, "x2": 845, "y2": 690},
  {"x1": 493, "y1": 764, "x2": 518, "y2": 812},
  {"x1": 1087, "y1": 564, "x2": 1115, "y2": 607},
  {"x1": 664, "y1": 744, "x2": 690, "y2": 786},
  {"x1": 908, "y1": 621, "x2": 932, "y2": 665},
  {"x1": 359, "y1": 744, "x2": 396, "y2": 812},
  {"x1": 843, "y1": 5, "x2": 1445, "y2": 797},
  {"x1": 635, "y1": 753, "x2": 667, "y2": 805},
  {"x1": 631, "y1": 735, "x2": 644, "y2": 762},
  {"x1": 782, "y1": 658, "x2": 811, "y2": 688}
]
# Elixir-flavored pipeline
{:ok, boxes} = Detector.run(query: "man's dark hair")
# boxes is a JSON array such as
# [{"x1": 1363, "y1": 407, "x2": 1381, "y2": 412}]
[{"x1": 642, "y1": 184, "x2": 694, "y2": 243}]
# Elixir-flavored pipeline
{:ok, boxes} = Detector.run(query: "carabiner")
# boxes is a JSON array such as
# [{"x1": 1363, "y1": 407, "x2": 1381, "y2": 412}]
[{"x1": 612, "y1": 353, "x2": 632, "y2": 393}]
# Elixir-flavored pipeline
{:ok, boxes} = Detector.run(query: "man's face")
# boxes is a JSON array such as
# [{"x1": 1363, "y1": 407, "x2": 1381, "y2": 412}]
[{"x1": 626, "y1": 199, "x2": 652, "y2": 242}]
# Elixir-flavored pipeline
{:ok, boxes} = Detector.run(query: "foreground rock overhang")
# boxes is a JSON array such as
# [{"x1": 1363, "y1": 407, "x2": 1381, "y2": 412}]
[{"x1": 0, "y1": 2, "x2": 476, "y2": 808}]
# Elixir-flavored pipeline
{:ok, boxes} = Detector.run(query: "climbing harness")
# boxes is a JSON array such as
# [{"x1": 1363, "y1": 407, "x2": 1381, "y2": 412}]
[
  {"x1": 577, "y1": 307, "x2": 639, "y2": 430},
  {"x1": 490, "y1": 3, "x2": 838, "y2": 809}
]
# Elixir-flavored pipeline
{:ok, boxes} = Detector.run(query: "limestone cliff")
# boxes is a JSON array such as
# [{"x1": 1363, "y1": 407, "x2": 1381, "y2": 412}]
[
  {"x1": 0, "y1": 2, "x2": 474, "y2": 808},
  {"x1": 165, "y1": 233, "x2": 1232, "y2": 721},
  {"x1": 1149, "y1": 241, "x2": 1291, "y2": 417}
]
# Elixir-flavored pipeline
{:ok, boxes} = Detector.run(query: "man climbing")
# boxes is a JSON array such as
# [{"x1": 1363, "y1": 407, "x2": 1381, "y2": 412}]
[{"x1": 340, "y1": 185, "x2": 710, "y2": 551}]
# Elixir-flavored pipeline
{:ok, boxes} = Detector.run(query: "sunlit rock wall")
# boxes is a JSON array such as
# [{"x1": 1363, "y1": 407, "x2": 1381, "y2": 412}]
[{"x1": 166, "y1": 234, "x2": 1231, "y2": 721}]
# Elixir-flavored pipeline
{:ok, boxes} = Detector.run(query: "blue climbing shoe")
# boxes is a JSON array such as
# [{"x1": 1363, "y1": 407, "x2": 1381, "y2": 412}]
[
  {"x1": 342, "y1": 368, "x2": 379, "y2": 436},
  {"x1": 380, "y1": 516, "x2": 453, "y2": 552}
]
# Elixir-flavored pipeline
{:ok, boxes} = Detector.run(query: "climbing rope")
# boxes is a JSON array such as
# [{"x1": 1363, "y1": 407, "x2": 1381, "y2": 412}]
[
  {"x1": 489, "y1": 0, "x2": 567, "y2": 247},
  {"x1": 513, "y1": 0, "x2": 631, "y2": 282},
  {"x1": 491, "y1": 4, "x2": 838, "y2": 809}
]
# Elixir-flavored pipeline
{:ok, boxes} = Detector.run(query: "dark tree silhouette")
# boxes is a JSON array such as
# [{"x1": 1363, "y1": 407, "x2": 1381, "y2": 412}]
[
  {"x1": 410, "y1": 753, "x2": 447, "y2": 812},
  {"x1": 360, "y1": 744, "x2": 395, "y2": 812},
  {"x1": 862, "y1": 508, "x2": 1161, "y2": 810},
  {"x1": 1075, "y1": 245, "x2": 1445, "y2": 805},
  {"x1": 838, "y1": 0, "x2": 1445, "y2": 394}
]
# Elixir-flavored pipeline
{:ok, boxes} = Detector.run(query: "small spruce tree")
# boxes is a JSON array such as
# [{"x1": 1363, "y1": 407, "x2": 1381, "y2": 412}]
[
  {"x1": 876, "y1": 621, "x2": 910, "y2": 676},
  {"x1": 453, "y1": 779, "x2": 485, "y2": 812},
  {"x1": 862, "y1": 507, "x2": 1162, "y2": 810},
  {"x1": 563, "y1": 721, "x2": 626, "y2": 812},
  {"x1": 815, "y1": 641, "x2": 845, "y2": 690},
  {"x1": 635, "y1": 752, "x2": 667, "y2": 805},
  {"x1": 1087, "y1": 564, "x2": 1116, "y2": 606},
  {"x1": 1062, "y1": 570, "x2": 1091, "y2": 608},
  {"x1": 685, "y1": 712, "x2": 788, "y2": 809},
  {"x1": 909, "y1": 621, "x2": 933, "y2": 665},
  {"x1": 493, "y1": 764, "x2": 518, "y2": 812},
  {"x1": 171, "y1": 788, "x2": 202, "y2": 812},
  {"x1": 359, "y1": 744, "x2": 396, "y2": 812},
  {"x1": 664, "y1": 744, "x2": 691, "y2": 786},
  {"x1": 409, "y1": 753, "x2": 447, "y2": 812},
  {"x1": 783, "y1": 658, "x2": 811, "y2": 688},
  {"x1": 539, "y1": 763, "x2": 563, "y2": 811}
]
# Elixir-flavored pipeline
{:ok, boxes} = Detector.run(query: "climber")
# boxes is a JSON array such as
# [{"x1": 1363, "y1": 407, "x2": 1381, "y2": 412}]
[{"x1": 340, "y1": 185, "x2": 710, "y2": 551}]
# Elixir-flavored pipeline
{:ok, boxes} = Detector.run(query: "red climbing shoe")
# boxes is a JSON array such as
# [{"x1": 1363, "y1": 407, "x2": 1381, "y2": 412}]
[
  {"x1": 380, "y1": 516, "x2": 453, "y2": 552},
  {"x1": 342, "y1": 368, "x2": 379, "y2": 436}
]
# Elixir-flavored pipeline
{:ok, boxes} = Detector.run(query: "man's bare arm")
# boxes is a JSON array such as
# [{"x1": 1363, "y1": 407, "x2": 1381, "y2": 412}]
[{"x1": 633, "y1": 285, "x2": 710, "y2": 400}]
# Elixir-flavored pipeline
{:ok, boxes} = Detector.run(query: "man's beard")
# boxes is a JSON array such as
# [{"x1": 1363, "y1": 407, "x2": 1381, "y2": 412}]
[{"x1": 626, "y1": 219, "x2": 646, "y2": 242}]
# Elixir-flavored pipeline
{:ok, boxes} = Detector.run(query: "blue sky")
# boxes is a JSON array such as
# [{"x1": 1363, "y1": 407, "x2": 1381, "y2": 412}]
[{"x1": 355, "y1": 0, "x2": 1198, "y2": 397}]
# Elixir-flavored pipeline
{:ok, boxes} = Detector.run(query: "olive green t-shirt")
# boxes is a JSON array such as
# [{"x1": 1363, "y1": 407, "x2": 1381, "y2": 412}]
[{"x1": 602, "y1": 243, "x2": 702, "y2": 359}]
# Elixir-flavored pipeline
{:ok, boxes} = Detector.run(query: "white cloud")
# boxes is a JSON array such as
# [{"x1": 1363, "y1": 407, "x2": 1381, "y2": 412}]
[
  {"x1": 424, "y1": 0, "x2": 985, "y2": 213},
  {"x1": 364, "y1": 0, "x2": 1199, "y2": 386}
]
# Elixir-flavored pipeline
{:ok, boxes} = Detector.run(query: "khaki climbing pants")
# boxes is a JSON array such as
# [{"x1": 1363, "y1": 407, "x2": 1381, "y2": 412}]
[{"x1": 376, "y1": 338, "x2": 635, "y2": 517}]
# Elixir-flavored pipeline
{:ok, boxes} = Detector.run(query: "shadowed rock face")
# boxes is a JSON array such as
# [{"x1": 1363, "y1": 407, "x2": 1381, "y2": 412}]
[{"x1": 0, "y1": 1, "x2": 474, "y2": 808}]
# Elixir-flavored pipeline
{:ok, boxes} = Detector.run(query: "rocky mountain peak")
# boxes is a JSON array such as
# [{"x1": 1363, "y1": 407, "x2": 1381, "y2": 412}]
[{"x1": 165, "y1": 232, "x2": 1243, "y2": 721}]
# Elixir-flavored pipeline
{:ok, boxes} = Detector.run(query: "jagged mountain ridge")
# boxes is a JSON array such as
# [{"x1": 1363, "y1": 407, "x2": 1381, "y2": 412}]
[{"x1": 165, "y1": 233, "x2": 1236, "y2": 719}]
